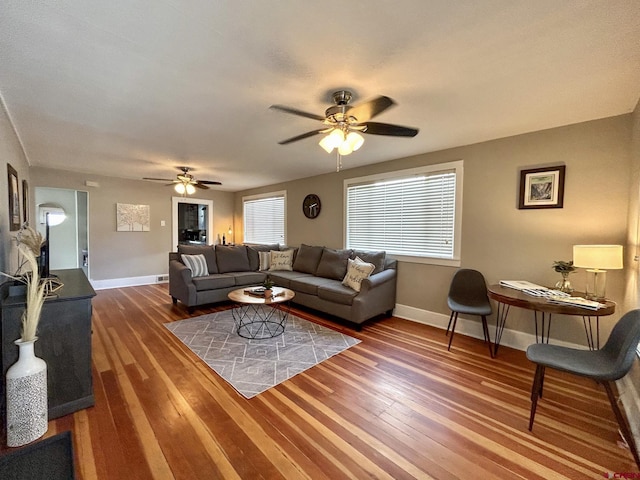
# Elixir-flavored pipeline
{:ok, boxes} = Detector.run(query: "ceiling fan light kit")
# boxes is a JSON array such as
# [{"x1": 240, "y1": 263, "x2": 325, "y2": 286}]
[
  {"x1": 143, "y1": 166, "x2": 221, "y2": 196},
  {"x1": 270, "y1": 90, "x2": 419, "y2": 170}
]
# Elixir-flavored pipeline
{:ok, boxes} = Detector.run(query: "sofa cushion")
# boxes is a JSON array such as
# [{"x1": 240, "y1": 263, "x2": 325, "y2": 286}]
[
  {"x1": 317, "y1": 283, "x2": 358, "y2": 306},
  {"x1": 268, "y1": 270, "x2": 310, "y2": 288},
  {"x1": 316, "y1": 248, "x2": 352, "y2": 280},
  {"x1": 177, "y1": 244, "x2": 217, "y2": 274},
  {"x1": 270, "y1": 249, "x2": 294, "y2": 271},
  {"x1": 290, "y1": 276, "x2": 336, "y2": 296},
  {"x1": 351, "y1": 250, "x2": 386, "y2": 275},
  {"x1": 181, "y1": 254, "x2": 209, "y2": 277},
  {"x1": 216, "y1": 245, "x2": 251, "y2": 273},
  {"x1": 246, "y1": 244, "x2": 280, "y2": 271},
  {"x1": 292, "y1": 244, "x2": 324, "y2": 274},
  {"x1": 342, "y1": 257, "x2": 376, "y2": 292},
  {"x1": 232, "y1": 271, "x2": 268, "y2": 286},
  {"x1": 192, "y1": 274, "x2": 235, "y2": 291}
]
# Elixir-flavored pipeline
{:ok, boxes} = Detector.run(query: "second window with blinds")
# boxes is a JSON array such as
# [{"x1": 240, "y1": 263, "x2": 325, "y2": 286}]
[
  {"x1": 243, "y1": 191, "x2": 286, "y2": 245},
  {"x1": 344, "y1": 161, "x2": 463, "y2": 266}
]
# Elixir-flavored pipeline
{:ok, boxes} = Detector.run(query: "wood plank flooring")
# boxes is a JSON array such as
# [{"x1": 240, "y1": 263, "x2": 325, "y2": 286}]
[{"x1": 12, "y1": 284, "x2": 640, "y2": 478}]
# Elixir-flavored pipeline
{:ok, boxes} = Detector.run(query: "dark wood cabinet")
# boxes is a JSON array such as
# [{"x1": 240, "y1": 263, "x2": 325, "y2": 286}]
[{"x1": 1, "y1": 268, "x2": 96, "y2": 443}]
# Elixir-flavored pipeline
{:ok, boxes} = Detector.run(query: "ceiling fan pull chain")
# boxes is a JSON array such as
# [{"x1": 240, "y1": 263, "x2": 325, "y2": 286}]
[{"x1": 336, "y1": 152, "x2": 342, "y2": 172}]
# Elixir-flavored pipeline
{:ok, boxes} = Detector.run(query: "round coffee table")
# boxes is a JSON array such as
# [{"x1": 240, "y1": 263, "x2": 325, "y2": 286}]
[{"x1": 227, "y1": 286, "x2": 295, "y2": 339}]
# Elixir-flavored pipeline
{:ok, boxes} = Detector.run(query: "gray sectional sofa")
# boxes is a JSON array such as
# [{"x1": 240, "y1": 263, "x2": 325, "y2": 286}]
[{"x1": 169, "y1": 243, "x2": 397, "y2": 328}]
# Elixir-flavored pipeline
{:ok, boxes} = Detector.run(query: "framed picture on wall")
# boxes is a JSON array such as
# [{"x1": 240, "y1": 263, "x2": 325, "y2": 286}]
[
  {"x1": 7, "y1": 163, "x2": 21, "y2": 231},
  {"x1": 518, "y1": 165, "x2": 566, "y2": 209},
  {"x1": 22, "y1": 179, "x2": 30, "y2": 225}
]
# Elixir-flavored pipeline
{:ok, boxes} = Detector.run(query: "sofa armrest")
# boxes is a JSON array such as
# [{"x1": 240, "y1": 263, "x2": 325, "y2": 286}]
[
  {"x1": 169, "y1": 259, "x2": 197, "y2": 306},
  {"x1": 351, "y1": 268, "x2": 397, "y2": 324},
  {"x1": 359, "y1": 268, "x2": 396, "y2": 293}
]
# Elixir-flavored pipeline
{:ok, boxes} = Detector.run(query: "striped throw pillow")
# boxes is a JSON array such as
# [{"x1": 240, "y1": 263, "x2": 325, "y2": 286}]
[{"x1": 181, "y1": 254, "x2": 209, "y2": 277}]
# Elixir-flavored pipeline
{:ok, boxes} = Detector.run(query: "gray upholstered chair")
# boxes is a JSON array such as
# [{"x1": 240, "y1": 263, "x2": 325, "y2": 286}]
[
  {"x1": 446, "y1": 269, "x2": 493, "y2": 357},
  {"x1": 527, "y1": 309, "x2": 640, "y2": 469}
]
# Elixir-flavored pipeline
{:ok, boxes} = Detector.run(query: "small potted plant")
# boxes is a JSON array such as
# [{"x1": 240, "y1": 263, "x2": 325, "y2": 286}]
[
  {"x1": 262, "y1": 278, "x2": 275, "y2": 299},
  {"x1": 552, "y1": 260, "x2": 576, "y2": 293}
]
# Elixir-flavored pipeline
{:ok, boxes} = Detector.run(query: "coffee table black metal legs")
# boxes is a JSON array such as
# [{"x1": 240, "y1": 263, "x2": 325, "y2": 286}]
[{"x1": 232, "y1": 303, "x2": 290, "y2": 339}]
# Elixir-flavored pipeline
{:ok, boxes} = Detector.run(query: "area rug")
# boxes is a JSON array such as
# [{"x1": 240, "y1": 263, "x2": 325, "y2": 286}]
[
  {"x1": 164, "y1": 309, "x2": 360, "y2": 398},
  {"x1": 0, "y1": 430, "x2": 75, "y2": 480}
]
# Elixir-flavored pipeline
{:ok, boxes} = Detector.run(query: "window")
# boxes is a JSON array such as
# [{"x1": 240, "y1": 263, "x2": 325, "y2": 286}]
[
  {"x1": 243, "y1": 191, "x2": 286, "y2": 245},
  {"x1": 344, "y1": 161, "x2": 463, "y2": 266}
]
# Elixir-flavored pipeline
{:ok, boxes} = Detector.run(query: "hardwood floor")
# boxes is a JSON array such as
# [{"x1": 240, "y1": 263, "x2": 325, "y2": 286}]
[{"x1": 35, "y1": 285, "x2": 640, "y2": 478}]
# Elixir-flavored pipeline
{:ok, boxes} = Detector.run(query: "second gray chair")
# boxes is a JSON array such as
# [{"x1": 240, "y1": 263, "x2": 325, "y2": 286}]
[
  {"x1": 446, "y1": 268, "x2": 493, "y2": 357},
  {"x1": 527, "y1": 309, "x2": 640, "y2": 469}
]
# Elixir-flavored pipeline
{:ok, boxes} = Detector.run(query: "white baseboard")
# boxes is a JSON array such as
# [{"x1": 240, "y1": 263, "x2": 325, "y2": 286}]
[
  {"x1": 90, "y1": 274, "x2": 168, "y2": 290},
  {"x1": 393, "y1": 303, "x2": 583, "y2": 352}
]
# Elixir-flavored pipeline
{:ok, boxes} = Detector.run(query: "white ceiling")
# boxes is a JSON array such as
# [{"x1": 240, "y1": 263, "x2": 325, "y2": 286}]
[{"x1": 1, "y1": 1, "x2": 639, "y2": 191}]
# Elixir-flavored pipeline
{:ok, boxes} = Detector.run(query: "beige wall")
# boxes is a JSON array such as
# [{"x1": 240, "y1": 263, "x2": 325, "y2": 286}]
[
  {"x1": 0, "y1": 98, "x2": 30, "y2": 274},
  {"x1": 30, "y1": 167, "x2": 235, "y2": 281},
  {"x1": 236, "y1": 114, "x2": 632, "y2": 344}
]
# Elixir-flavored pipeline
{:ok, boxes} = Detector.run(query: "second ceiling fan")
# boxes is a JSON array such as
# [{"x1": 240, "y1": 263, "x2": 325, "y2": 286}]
[{"x1": 270, "y1": 90, "x2": 419, "y2": 156}]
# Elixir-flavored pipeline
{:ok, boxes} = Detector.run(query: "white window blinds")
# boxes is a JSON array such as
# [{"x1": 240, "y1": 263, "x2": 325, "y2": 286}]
[
  {"x1": 243, "y1": 194, "x2": 285, "y2": 245},
  {"x1": 346, "y1": 167, "x2": 459, "y2": 259}
]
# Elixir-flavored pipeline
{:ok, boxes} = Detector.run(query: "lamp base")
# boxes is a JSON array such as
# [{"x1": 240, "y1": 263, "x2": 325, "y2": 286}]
[{"x1": 585, "y1": 269, "x2": 607, "y2": 300}]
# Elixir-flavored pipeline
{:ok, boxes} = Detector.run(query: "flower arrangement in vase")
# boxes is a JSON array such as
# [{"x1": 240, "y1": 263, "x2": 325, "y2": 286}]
[
  {"x1": 1, "y1": 226, "x2": 49, "y2": 446},
  {"x1": 552, "y1": 260, "x2": 576, "y2": 293}
]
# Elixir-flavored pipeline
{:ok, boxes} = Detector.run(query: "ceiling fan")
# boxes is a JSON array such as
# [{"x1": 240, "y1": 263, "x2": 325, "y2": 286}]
[
  {"x1": 270, "y1": 90, "x2": 419, "y2": 157},
  {"x1": 143, "y1": 166, "x2": 221, "y2": 195}
]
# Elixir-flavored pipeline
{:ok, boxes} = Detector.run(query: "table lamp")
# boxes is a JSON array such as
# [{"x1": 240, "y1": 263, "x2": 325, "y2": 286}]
[{"x1": 572, "y1": 245, "x2": 623, "y2": 300}]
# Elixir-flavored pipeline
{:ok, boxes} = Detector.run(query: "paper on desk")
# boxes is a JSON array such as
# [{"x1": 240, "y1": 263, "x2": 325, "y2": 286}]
[
  {"x1": 546, "y1": 295, "x2": 604, "y2": 310},
  {"x1": 499, "y1": 280, "x2": 546, "y2": 291}
]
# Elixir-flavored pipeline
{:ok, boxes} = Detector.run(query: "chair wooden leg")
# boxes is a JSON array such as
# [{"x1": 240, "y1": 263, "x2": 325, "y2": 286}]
[
  {"x1": 481, "y1": 315, "x2": 494, "y2": 358},
  {"x1": 446, "y1": 311, "x2": 455, "y2": 336},
  {"x1": 447, "y1": 313, "x2": 459, "y2": 351},
  {"x1": 529, "y1": 365, "x2": 545, "y2": 431},
  {"x1": 603, "y1": 381, "x2": 640, "y2": 469}
]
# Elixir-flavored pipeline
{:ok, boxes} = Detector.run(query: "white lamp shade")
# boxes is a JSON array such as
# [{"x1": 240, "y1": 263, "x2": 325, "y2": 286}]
[
  {"x1": 319, "y1": 129, "x2": 345, "y2": 153},
  {"x1": 573, "y1": 245, "x2": 623, "y2": 270},
  {"x1": 185, "y1": 183, "x2": 196, "y2": 195},
  {"x1": 346, "y1": 131, "x2": 364, "y2": 152},
  {"x1": 174, "y1": 183, "x2": 186, "y2": 194}
]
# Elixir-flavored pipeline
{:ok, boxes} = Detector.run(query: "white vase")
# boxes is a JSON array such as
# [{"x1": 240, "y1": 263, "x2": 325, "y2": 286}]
[{"x1": 6, "y1": 337, "x2": 48, "y2": 447}]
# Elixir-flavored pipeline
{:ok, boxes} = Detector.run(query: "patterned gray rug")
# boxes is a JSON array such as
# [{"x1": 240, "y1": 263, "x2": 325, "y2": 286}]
[{"x1": 164, "y1": 309, "x2": 360, "y2": 398}]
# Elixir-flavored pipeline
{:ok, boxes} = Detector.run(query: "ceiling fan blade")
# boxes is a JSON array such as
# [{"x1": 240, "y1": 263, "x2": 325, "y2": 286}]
[
  {"x1": 362, "y1": 122, "x2": 419, "y2": 137},
  {"x1": 194, "y1": 183, "x2": 210, "y2": 190},
  {"x1": 198, "y1": 180, "x2": 222, "y2": 185},
  {"x1": 278, "y1": 129, "x2": 325, "y2": 145},
  {"x1": 347, "y1": 96, "x2": 395, "y2": 122},
  {"x1": 270, "y1": 105, "x2": 325, "y2": 121},
  {"x1": 143, "y1": 177, "x2": 174, "y2": 182}
]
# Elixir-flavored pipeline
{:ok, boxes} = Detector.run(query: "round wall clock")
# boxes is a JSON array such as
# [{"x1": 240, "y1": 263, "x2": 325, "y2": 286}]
[{"x1": 302, "y1": 194, "x2": 321, "y2": 219}]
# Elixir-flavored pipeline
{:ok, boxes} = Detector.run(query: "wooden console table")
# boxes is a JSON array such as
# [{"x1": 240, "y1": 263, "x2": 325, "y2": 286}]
[
  {"x1": 487, "y1": 284, "x2": 616, "y2": 355},
  {"x1": 0, "y1": 268, "x2": 96, "y2": 444}
]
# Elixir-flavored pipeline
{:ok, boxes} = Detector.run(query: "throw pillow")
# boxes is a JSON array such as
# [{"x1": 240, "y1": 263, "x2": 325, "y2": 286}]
[
  {"x1": 269, "y1": 249, "x2": 294, "y2": 271},
  {"x1": 259, "y1": 251, "x2": 272, "y2": 271},
  {"x1": 246, "y1": 243, "x2": 280, "y2": 271},
  {"x1": 181, "y1": 254, "x2": 209, "y2": 277},
  {"x1": 351, "y1": 250, "x2": 386, "y2": 274},
  {"x1": 342, "y1": 256, "x2": 375, "y2": 292},
  {"x1": 177, "y1": 244, "x2": 218, "y2": 274},
  {"x1": 292, "y1": 244, "x2": 324, "y2": 274},
  {"x1": 316, "y1": 248, "x2": 352, "y2": 280}
]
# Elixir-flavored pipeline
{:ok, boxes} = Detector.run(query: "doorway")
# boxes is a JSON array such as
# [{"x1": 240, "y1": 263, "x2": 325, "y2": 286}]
[
  {"x1": 172, "y1": 197, "x2": 214, "y2": 250},
  {"x1": 34, "y1": 187, "x2": 89, "y2": 277}
]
